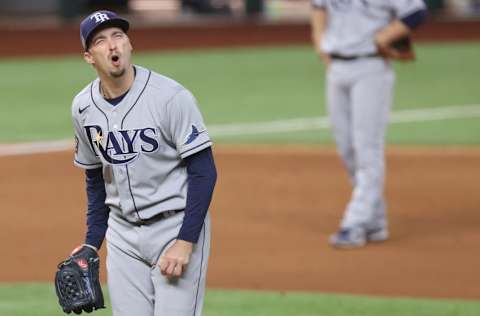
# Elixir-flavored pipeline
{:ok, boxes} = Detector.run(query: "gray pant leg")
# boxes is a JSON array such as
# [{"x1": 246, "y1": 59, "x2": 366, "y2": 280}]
[
  {"x1": 151, "y1": 215, "x2": 211, "y2": 316},
  {"x1": 106, "y1": 211, "x2": 211, "y2": 316},
  {"x1": 107, "y1": 241, "x2": 155, "y2": 316},
  {"x1": 326, "y1": 70, "x2": 356, "y2": 183},
  {"x1": 341, "y1": 67, "x2": 395, "y2": 228},
  {"x1": 371, "y1": 198, "x2": 388, "y2": 230}
]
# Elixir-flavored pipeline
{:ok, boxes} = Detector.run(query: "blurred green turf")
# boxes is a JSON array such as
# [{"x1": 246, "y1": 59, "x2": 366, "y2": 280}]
[
  {"x1": 1, "y1": 283, "x2": 480, "y2": 316},
  {"x1": 0, "y1": 43, "x2": 479, "y2": 144}
]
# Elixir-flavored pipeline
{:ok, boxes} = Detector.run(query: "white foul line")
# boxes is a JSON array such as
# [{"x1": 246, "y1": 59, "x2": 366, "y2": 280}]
[
  {"x1": 0, "y1": 140, "x2": 73, "y2": 156},
  {"x1": 0, "y1": 104, "x2": 479, "y2": 157},
  {"x1": 208, "y1": 104, "x2": 480, "y2": 137}
]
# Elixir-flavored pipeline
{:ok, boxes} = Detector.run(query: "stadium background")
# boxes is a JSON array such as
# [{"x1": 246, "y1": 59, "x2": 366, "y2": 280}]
[{"x1": 1, "y1": 0, "x2": 480, "y2": 315}]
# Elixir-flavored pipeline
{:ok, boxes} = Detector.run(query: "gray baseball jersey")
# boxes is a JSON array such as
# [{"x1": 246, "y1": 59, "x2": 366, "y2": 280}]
[
  {"x1": 312, "y1": 0, "x2": 426, "y2": 56},
  {"x1": 72, "y1": 65, "x2": 212, "y2": 222},
  {"x1": 72, "y1": 65, "x2": 212, "y2": 316}
]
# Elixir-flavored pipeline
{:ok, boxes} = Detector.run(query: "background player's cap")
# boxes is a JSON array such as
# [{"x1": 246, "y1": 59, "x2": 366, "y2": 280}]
[{"x1": 80, "y1": 10, "x2": 130, "y2": 51}]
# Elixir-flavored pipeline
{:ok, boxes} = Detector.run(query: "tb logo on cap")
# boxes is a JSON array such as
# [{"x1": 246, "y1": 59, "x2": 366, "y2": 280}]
[{"x1": 90, "y1": 12, "x2": 110, "y2": 23}]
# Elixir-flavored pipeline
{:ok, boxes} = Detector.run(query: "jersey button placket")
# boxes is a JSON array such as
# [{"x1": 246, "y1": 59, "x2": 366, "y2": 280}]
[{"x1": 112, "y1": 112, "x2": 118, "y2": 130}]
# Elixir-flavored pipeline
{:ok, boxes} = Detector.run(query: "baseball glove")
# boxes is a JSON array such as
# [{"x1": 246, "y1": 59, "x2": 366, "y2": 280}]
[
  {"x1": 377, "y1": 36, "x2": 415, "y2": 61},
  {"x1": 54, "y1": 245, "x2": 105, "y2": 314}
]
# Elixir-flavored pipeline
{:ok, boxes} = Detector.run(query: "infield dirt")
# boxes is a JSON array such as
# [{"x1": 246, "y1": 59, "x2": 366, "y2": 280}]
[{"x1": 2, "y1": 145, "x2": 479, "y2": 300}]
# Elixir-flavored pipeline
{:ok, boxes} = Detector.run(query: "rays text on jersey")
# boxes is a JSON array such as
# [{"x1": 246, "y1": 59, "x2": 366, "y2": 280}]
[{"x1": 84, "y1": 125, "x2": 159, "y2": 164}]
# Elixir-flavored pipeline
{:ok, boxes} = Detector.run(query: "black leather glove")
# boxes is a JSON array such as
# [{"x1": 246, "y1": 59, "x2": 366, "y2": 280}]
[{"x1": 55, "y1": 245, "x2": 105, "y2": 314}]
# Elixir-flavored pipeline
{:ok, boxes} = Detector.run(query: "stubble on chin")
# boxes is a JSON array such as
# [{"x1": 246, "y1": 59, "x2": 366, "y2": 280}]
[{"x1": 110, "y1": 68, "x2": 126, "y2": 78}]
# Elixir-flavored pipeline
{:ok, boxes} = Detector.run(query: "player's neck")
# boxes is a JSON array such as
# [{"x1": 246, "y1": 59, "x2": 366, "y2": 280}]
[{"x1": 99, "y1": 65, "x2": 135, "y2": 99}]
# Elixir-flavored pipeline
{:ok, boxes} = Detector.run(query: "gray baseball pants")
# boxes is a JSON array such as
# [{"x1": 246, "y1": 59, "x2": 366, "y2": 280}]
[
  {"x1": 326, "y1": 57, "x2": 395, "y2": 230},
  {"x1": 105, "y1": 211, "x2": 211, "y2": 316}
]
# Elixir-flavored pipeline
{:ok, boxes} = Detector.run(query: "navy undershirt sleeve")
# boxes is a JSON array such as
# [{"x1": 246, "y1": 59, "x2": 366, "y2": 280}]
[
  {"x1": 401, "y1": 9, "x2": 427, "y2": 30},
  {"x1": 84, "y1": 167, "x2": 110, "y2": 249},
  {"x1": 177, "y1": 147, "x2": 217, "y2": 243}
]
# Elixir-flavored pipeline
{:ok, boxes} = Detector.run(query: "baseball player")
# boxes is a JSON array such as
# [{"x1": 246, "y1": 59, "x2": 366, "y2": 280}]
[
  {"x1": 311, "y1": 0, "x2": 427, "y2": 248},
  {"x1": 69, "y1": 10, "x2": 217, "y2": 315}
]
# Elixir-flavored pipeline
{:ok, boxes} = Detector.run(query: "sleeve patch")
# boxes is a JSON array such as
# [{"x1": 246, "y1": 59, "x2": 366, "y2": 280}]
[{"x1": 184, "y1": 125, "x2": 207, "y2": 145}]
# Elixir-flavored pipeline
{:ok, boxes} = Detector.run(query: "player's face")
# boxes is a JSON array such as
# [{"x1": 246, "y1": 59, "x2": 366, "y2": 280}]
[{"x1": 83, "y1": 27, "x2": 133, "y2": 78}]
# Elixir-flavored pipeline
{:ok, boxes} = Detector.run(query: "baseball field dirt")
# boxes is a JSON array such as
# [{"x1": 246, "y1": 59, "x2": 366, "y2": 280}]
[{"x1": 2, "y1": 145, "x2": 479, "y2": 300}]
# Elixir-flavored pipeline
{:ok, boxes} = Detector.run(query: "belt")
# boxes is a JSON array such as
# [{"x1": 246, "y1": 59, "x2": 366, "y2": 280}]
[
  {"x1": 330, "y1": 53, "x2": 380, "y2": 61},
  {"x1": 133, "y1": 209, "x2": 183, "y2": 226}
]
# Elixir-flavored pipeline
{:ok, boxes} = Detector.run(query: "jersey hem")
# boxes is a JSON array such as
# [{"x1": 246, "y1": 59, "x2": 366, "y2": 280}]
[
  {"x1": 74, "y1": 159, "x2": 102, "y2": 169},
  {"x1": 397, "y1": 6, "x2": 427, "y2": 20},
  {"x1": 180, "y1": 141, "x2": 212, "y2": 159}
]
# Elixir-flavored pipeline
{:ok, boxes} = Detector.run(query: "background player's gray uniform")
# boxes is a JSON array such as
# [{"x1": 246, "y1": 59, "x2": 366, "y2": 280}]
[
  {"x1": 72, "y1": 65, "x2": 211, "y2": 316},
  {"x1": 312, "y1": 0, "x2": 426, "y2": 231}
]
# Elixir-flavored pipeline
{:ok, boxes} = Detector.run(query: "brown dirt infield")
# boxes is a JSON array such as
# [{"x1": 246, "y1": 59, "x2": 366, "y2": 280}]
[{"x1": 1, "y1": 145, "x2": 480, "y2": 300}]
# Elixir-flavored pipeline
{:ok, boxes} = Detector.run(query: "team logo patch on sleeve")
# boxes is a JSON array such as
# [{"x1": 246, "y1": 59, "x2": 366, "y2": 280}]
[{"x1": 184, "y1": 125, "x2": 206, "y2": 145}]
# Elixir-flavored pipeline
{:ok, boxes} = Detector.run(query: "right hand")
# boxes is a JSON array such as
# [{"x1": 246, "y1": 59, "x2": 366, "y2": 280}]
[
  {"x1": 312, "y1": 39, "x2": 331, "y2": 67},
  {"x1": 374, "y1": 21, "x2": 414, "y2": 62},
  {"x1": 158, "y1": 240, "x2": 193, "y2": 280},
  {"x1": 316, "y1": 48, "x2": 331, "y2": 68}
]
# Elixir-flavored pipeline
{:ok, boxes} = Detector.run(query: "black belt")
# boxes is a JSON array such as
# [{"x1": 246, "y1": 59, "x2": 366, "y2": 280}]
[
  {"x1": 330, "y1": 53, "x2": 380, "y2": 61},
  {"x1": 133, "y1": 209, "x2": 183, "y2": 226}
]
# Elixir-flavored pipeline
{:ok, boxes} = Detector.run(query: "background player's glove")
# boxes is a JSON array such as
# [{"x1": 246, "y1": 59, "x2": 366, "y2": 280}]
[
  {"x1": 377, "y1": 36, "x2": 415, "y2": 61},
  {"x1": 55, "y1": 245, "x2": 105, "y2": 314}
]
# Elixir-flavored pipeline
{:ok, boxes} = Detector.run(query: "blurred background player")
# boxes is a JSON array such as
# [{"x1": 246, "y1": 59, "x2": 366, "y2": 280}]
[{"x1": 311, "y1": 0, "x2": 427, "y2": 248}]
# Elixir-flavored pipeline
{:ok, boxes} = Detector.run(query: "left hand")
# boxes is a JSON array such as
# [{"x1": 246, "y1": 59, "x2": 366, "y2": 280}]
[
  {"x1": 374, "y1": 34, "x2": 394, "y2": 58},
  {"x1": 375, "y1": 36, "x2": 415, "y2": 61},
  {"x1": 375, "y1": 21, "x2": 415, "y2": 62},
  {"x1": 55, "y1": 244, "x2": 105, "y2": 314},
  {"x1": 158, "y1": 240, "x2": 193, "y2": 279}
]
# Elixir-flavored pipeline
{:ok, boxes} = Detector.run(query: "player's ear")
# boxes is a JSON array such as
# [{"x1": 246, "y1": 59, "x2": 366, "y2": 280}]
[
  {"x1": 127, "y1": 36, "x2": 133, "y2": 52},
  {"x1": 83, "y1": 51, "x2": 95, "y2": 65}
]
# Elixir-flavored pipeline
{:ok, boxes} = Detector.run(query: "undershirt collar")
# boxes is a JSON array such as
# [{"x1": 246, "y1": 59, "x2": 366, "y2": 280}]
[{"x1": 102, "y1": 67, "x2": 137, "y2": 106}]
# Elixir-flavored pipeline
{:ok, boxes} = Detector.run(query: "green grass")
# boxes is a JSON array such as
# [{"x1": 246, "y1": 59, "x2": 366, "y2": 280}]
[
  {"x1": 393, "y1": 43, "x2": 480, "y2": 110},
  {"x1": 1, "y1": 284, "x2": 479, "y2": 316},
  {"x1": 0, "y1": 43, "x2": 479, "y2": 144},
  {"x1": 387, "y1": 117, "x2": 480, "y2": 145},
  {"x1": 211, "y1": 116, "x2": 480, "y2": 145}
]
